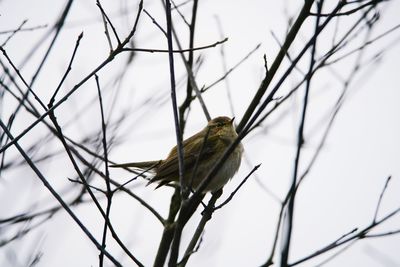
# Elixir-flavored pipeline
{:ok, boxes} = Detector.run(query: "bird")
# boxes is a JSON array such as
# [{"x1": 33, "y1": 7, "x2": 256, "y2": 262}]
[{"x1": 110, "y1": 116, "x2": 243, "y2": 192}]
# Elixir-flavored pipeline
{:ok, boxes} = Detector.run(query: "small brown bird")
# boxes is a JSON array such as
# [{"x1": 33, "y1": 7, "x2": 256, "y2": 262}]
[{"x1": 110, "y1": 116, "x2": 243, "y2": 192}]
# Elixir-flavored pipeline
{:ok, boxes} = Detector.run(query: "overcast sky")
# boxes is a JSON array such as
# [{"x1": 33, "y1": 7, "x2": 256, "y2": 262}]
[{"x1": 1, "y1": 0, "x2": 400, "y2": 266}]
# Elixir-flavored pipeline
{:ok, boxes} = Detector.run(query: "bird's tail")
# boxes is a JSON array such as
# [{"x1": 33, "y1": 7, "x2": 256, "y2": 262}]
[{"x1": 109, "y1": 160, "x2": 161, "y2": 169}]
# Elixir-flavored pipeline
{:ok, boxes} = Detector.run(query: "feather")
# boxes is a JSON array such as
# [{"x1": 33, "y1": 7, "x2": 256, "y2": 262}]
[{"x1": 149, "y1": 134, "x2": 222, "y2": 184}]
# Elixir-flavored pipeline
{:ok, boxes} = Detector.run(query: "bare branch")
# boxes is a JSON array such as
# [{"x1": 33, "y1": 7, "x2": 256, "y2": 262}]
[
  {"x1": 0, "y1": 119, "x2": 123, "y2": 266},
  {"x1": 213, "y1": 164, "x2": 261, "y2": 211},
  {"x1": 373, "y1": 175, "x2": 392, "y2": 222},
  {"x1": 122, "y1": 38, "x2": 228, "y2": 53},
  {"x1": 96, "y1": 0, "x2": 121, "y2": 46}
]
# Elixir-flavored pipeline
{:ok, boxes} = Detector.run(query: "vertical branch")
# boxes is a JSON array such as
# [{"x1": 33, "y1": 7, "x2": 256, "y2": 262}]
[
  {"x1": 169, "y1": 194, "x2": 204, "y2": 266},
  {"x1": 160, "y1": 0, "x2": 211, "y2": 124},
  {"x1": 178, "y1": 0, "x2": 199, "y2": 130},
  {"x1": 280, "y1": 1, "x2": 323, "y2": 266},
  {"x1": 152, "y1": 0, "x2": 215, "y2": 256},
  {"x1": 165, "y1": 0, "x2": 189, "y2": 266},
  {"x1": 164, "y1": 0, "x2": 185, "y2": 196},
  {"x1": 153, "y1": 188, "x2": 181, "y2": 267},
  {"x1": 95, "y1": 74, "x2": 113, "y2": 267}
]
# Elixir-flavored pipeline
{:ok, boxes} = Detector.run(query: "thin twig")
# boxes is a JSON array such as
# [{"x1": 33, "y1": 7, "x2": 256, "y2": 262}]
[
  {"x1": 171, "y1": 0, "x2": 191, "y2": 27},
  {"x1": 213, "y1": 164, "x2": 261, "y2": 211},
  {"x1": 0, "y1": 119, "x2": 123, "y2": 267},
  {"x1": 0, "y1": 47, "x2": 48, "y2": 111},
  {"x1": 1, "y1": 19, "x2": 28, "y2": 46},
  {"x1": 98, "y1": 2, "x2": 114, "y2": 52},
  {"x1": 95, "y1": 74, "x2": 113, "y2": 267},
  {"x1": 112, "y1": 163, "x2": 159, "y2": 194},
  {"x1": 172, "y1": 0, "x2": 192, "y2": 9},
  {"x1": 325, "y1": 23, "x2": 400, "y2": 66},
  {"x1": 290, "y1": 205, "x2": 400, "y2": 266},
  {"x1": 238, "y1": 1, "x2": 345, "y2": 141},
  {"x1": 314, "y1": 240, "x2": 358, "y2": 267},
  {"x1": 270, "y1": 30, "x2": 304, "y2": 76},
  {"x1": 280, "y1": 2, "x2": 323, "y2": 264},
  {"x1": 144, "y1": 9, "x2": 167, "y2": 37},
  {"x1": 178, "y1": 189, "x2": 223, "y2": 267},
  {"x1": 48, "y1": 102, "x2": 143, "y2": 266},
  {"x1": 48, "y1": 32, "x2": 83, "y2": 107},
  {"x1": 0, "y1": 23, "x2": 47, "y2": 35},
  {"x1": 237, "y1": 0, "x2": 317, "y2": 133},
  {"x1": 309, "y1": 0, "x2": 386, "y2": 17},
  {"x1": 96, "y1": 0, "x2": 121, "y2": 45},
  {"x1": 68, "y1": 178, "x2": 107, "y2": 194},
  {"x1": 202, "y1": 43, "x2": 261, "y2": 92},
  {"x1": 249, "y1": 2, "x2": 382, "y2": 135},
  {"x1": 121, "y1": 38, "x2": 228, "y2": 53},
  {"x1": 69, "y1": 144, "x2": 165, "y2": 224},
  {"x1": 178, "y1": 0, "x2": 200, "y2": 132},
  {"x1": 0, "y1": 0, "x2": 144, "y2": 155},
  {"x1": 365, "y1": 229, "x2": 400, "y2": 238},
  {"x1": 160, "y1": 0, "x2": 211, "y2": 123},
  {"x1": 373, "y1": 175, "x2": 392, "y2": 222},
  {"x1": 29, "y1": 0, "x2": 74, "y2": 88}
]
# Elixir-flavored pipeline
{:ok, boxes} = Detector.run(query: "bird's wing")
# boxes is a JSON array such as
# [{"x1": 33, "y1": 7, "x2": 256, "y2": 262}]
[{"x1": 150, "y1": 133, "x2": 221, "y2": 183}]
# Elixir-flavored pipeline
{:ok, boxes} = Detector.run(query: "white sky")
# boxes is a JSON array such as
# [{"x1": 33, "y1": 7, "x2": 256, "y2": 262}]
[{"x1": 1, "y1": 0, "x2": 400, "y2": 266}]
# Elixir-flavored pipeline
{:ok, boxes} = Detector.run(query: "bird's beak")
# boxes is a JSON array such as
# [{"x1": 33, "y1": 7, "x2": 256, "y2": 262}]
[{"x1": 230, "y1": 117, "x2": 235, "y2": 124}]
